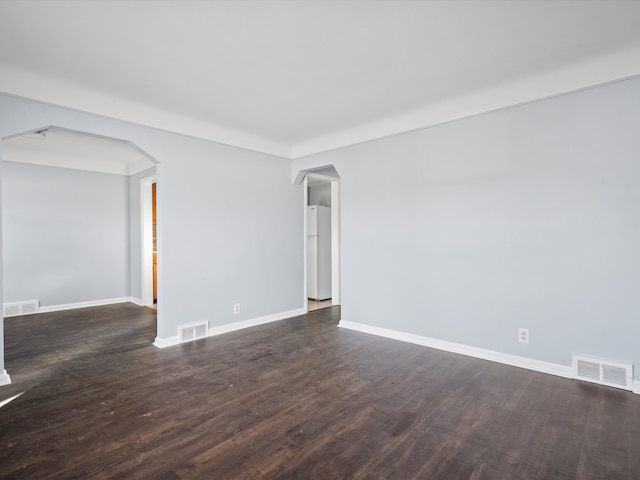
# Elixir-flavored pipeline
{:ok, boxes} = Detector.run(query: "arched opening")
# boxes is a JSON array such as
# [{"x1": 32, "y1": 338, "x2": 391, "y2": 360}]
[
  {"x1": 296, "y1": 166, "x2": 341, "y2": 312},
  {"x1": 1, "y1": 126, "x2": 160, "y2": 384}
]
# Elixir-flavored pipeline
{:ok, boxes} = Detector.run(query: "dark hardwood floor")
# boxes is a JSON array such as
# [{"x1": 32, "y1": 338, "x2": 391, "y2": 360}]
[{"x1": 1, "y1": 303, "x2": 639, "y2": 479}]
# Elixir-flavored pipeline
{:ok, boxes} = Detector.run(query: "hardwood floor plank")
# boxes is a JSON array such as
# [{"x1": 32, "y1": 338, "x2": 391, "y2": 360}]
[{"x1": 1, "y1": 303, "x2": 640, "y2": 479}]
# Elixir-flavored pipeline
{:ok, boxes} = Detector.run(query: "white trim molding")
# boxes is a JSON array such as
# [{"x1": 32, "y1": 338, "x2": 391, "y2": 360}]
[
  {"x1": 0, "y1": 369, "x2": 11, "y2": 386},
  {"x1": 291, "y1": 50, "x2": 640, "y2": 158},
  {"x1": 152, "y1": 335, "x2": 180, "y2": 349},
  {"x1": 338, "y1": 320, "x2": 574, "y2": 380},
  {"x1": 38, "y1": 297, "x2": 136, "y2": 314},
  {"x1": 208, "y1": 308, "x2": 306, "y2": 337},
  {"x1": 129, "y1": 297, "x2": 145, "y2": 307},
  {"x1": 153, "y1": 307, "x2": 307, "y2": 349},
  {"x1": 3, "y1": 47, "x2": 640, "y2": 160}
]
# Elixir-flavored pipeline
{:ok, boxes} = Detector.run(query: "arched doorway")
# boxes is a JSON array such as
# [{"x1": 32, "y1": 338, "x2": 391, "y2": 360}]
[
  {"x1": 297, "y1": 166, "x2": 341, "y2": 312},
  {"x1": 0, "y1": 126, "x2": 160, "y2": 385}
]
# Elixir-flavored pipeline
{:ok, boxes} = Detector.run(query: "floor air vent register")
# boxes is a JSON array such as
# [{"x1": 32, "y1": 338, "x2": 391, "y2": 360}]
[
  {"x1": 178, "y1": 321, "x2": 208, "y2": 343},
  {"x1": 3, "y1": 300, "x2": 39, "y2": 317},
  {"x1": 572, "y1": 355, "x2": 633, "y2": 391}
]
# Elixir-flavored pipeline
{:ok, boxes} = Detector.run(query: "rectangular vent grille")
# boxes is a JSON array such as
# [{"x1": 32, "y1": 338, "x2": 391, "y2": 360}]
[
  {"x1": 4, "y1": 304, "x2": 20, "y2": 317},
  {"x1": 3, "y1": 300, "x2": 39, "y2": 317},
  {"x1": 602, "y1": 365, "x2": 628, "y2": 387},
  {"x1": 178, "y1": 321, "x2": 209, "y2": 343},
  {"x1": 573, "y1": 355, "x2": 633, "y2": 391}
]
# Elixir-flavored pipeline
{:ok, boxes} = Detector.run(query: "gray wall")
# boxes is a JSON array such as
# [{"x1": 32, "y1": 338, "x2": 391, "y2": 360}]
[
  {"x1": 6, "y1": 75, "x2": 638, "y2": 384},
  {"x1": 293, "y1": 75, "x2": 640, "y2": 373},
  {"x1": 0, "y1": 93, "x2": 304, "y2": 355},
  {"x1": 2, "y1": 161, "x2": 130, "y2": 306},
  {"x1": 157, "y1": 142, "x2": 302, "y2": 338}
]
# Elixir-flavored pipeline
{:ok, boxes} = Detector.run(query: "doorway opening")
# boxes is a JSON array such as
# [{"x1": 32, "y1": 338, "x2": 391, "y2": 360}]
[
  {"x1": 304, "y1": 171, "x2": 340, "y2": 312},
  {"x1": 2, "y1": 126, "x2": 158, "y2": 312},
  {"x1": 141, "y1": 175, "x2": 157, "y2": 307},
  {"x1": 1, "y1": 125, "x2": 160, "y2": 387}
]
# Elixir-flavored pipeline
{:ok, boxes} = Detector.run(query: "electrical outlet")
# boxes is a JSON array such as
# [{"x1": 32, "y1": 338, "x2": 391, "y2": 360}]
[
  {"x1": 518, "y1": 328, "x2": 529, "y2": 344},
  {"x1": 233, "y1": 303, "x2": 240, "y2": 315}
]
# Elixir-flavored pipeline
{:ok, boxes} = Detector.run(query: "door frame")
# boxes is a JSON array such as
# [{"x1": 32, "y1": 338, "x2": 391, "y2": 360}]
[
  {"x1": 141, "y1": 174, "x2": 157, "y2": 306},
  {"x1": 304, "y1": 172, "x2": 340, "y2": 308}
]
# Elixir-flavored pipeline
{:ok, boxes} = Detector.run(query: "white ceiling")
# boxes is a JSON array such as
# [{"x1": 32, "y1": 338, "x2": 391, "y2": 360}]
[{"x1": 1, "y1": 0, "x2": 640, "y2": 159}]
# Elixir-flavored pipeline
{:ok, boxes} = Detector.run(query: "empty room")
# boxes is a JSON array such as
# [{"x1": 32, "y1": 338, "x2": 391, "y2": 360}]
[{"x1": 1, "y1": 1, "x2": 640, "y2": 478}]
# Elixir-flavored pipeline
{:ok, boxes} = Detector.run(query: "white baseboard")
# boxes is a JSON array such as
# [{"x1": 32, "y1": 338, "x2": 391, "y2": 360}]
[
  {"x1": 634, "y1": 380, "x2": 640, "y2": 395},
  {"x1": 153, "y1": 335, "x2": 180, "y2": 349},
  {"x1": 38, "y1": 297, "x2": 134, "y2": 313},
  {"x1": 153, "y1": 307, "x2": 307, "y2": 349},
  {"x1": 339, "y1": 320, "x2": 574, "y2": 380},
  {"x1": 129, "y1": 297, "x2": 145, "y2": 307},
  {"x1": 208, "y1": 308, "x2": 306, "y2": 337},
  {"x1": 0, "y1": 369, "x2": 11, "y2": 386}
]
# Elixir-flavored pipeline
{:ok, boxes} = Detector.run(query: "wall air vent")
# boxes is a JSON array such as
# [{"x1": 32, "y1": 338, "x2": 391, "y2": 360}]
[
  {"x1": 572, "y1": 355, "x2": 633, "y2": 391},
  {"x1": 4, "y1": 304, "x2": 20, "y2": 317},
  {"x1": 3, "y1": 300, "x2": 40, "y2": 317},
  {"x1": 178, "y1": 321, "x2": 209, "y2": 343}
]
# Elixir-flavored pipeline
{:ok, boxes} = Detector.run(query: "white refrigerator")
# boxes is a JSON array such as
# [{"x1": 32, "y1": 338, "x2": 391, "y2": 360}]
[{"x1": 307, "y1": 205, "x2": 332, "y2": 300}]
